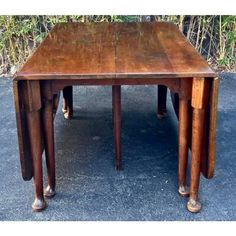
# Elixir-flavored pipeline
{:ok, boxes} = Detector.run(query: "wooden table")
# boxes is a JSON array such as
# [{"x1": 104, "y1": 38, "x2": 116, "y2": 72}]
[{"x1": 13, "y1": 22, "x2": 218, "y2": 213}]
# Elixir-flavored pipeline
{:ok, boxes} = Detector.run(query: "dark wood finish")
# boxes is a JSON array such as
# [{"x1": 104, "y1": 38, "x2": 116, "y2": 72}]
[
  {"x1": 53, "y1": 93, "x2": 60, "y2": 116},
  {"x1": 41, "y1": 81, "x2": 56, "y2": 198},
  {"x1": 13, "y1": 80, "x2": 33, "y2": 181},
  {"x1": 16, "y1": 22, "x2": 215, "y2": 80},
  {"x1": 112, "y1": 85, "x2": 122, "y2": 170},
  {"x1": 170, "y1": 91, "x2": 179, "y2": 118},
  {"x1": 26, "y1": 110, "x2": 46, "y2": 211},
  {"x1": 22, "y1": 80, "x2": 46, "y2": 211},
  {"x1": 62, "y1": 86, "x2": 73, "y2": 119},
  {"x1": 112, "y1": 86, "x2": 115, "y2": 124},
  {"x1": 13, "y1": 22, "x2": 217, "y2": 213},
  {"x1": 157, "y1": 85, "x2": 167, "y2": 119},
  {"x1": 200, "y1": 77, "x2": 219, "y2": 179}
]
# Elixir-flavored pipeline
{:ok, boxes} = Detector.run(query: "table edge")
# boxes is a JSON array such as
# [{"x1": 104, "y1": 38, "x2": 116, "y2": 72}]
[{"x1": 13, "y1": 72, "x2": 217, "y2": 81}]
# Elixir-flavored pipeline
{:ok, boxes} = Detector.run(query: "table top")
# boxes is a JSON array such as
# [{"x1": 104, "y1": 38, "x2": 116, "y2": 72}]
[{"x1": 15, "y1": 22, "x2": 216, "y2": 80}]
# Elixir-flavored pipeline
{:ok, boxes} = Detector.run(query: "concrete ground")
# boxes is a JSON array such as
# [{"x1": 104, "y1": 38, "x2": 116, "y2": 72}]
[{"x1": 0, "y1": 73, "x2": 236, "y2": 221}]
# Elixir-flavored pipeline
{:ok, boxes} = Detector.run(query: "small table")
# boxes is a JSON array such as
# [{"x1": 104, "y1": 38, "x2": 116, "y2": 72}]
[{"x1": 13, "y1": 22, "x2": 218, "y2": 213}]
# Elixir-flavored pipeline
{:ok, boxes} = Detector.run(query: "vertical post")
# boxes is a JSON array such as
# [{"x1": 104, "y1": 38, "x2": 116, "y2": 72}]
[
  {"x1": 52, "y1": 93, "x2": 60, "y2": 116},
  {"x1": 23, "y1": 81, "x2": 46, "y2": 211},
  {"x1": 157, "y1": 85, "x2": 167, "y2": 119},
  {"x1": 187, "y1": 77, "x2": 209, "y2": 213},
  {"x1": 178, "y1": 97, "x2": 190, "y2": 197},
  {"x1": 112, "y1": 86, "x2": 115, "y2": 124},
  {"x1": 41, "y1": 81, "x2": 56, "y2": 198},
  {"x1": 188, "y1": 108, "x2": 205, "y2": 212},
  {"x1": 62, "y1": 86, "x2": 73, "y2": 119},
  {"x1": 112, "y1": 85, "x2": 122, "y2": 170}
]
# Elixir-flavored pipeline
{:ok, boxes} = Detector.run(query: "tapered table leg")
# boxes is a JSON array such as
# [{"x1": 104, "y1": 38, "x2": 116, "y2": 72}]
[
  {"x1": 42, "y1": 97, "x2": 56, "y2": 198},
  {"x1": 26, "y1": 111, "x2": 46, "y2": 211},
  {"x1": 187, "y1": 108, "x2": 205, "y2": 213},
  {"x1": 112, "y1": 86, "x2": 115, "y2": 124},
  {"x1": 187, "y1": 77, "x2": 209, "y2": 213},
  {"x1": 53, "y1": 93, "x2": 60, "y2": 116},
  {"x1": 112, "y1": 85, "x2": 121, "y2": 170},
  {"x1": 157, "y1": 85, "x2": 167, "y2": 119},
  {"x1": 178, "y1": 97, "x2": 190, "y2": 197},
  {"x1": 62, "y1": 86, "x2": 73, "y2": 119}
]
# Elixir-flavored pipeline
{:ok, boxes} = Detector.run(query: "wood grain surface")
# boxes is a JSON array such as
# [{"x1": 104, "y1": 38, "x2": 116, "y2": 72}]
[{"x1": 15, "y1": 22, "x2": 216, "y2": 80}]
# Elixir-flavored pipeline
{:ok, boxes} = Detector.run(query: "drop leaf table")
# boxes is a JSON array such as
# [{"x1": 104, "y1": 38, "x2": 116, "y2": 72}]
[{"x1": 13, "y1": 22, "x2": 218, "y2": 213}]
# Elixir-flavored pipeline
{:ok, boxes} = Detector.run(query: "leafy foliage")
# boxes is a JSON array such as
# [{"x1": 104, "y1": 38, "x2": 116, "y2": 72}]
[{"x1": 0, "y1": 15, "x2": 235, "y2": 75}]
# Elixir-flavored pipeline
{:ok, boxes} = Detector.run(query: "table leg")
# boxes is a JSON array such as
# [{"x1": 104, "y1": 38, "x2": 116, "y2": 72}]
[
  {"x1": 157, "y1": 85, "x2": 167, "y2": 119},
  {"x1": 26, "y1": 111, "x2": 46, "y2": 211},
  {"x1": 62, "y1": 86, "x2": 73, "y2": 119},
  {"x1": 53, "y1": 93, "x2": 60, "y2": 115},
  {"x1": 42, "y1": 97, "x2": 56, "y2": 198},
  {"x1": 187, "y1": 108, "x2": 205, "y2": 212},
  {"x1": 178, "y1": 97, "x2": 190, "y2": 197},
  {"x1": 187, "y1": 77, "x2": 209, "y2": 213},
  {"x1": 112, "y1": 86, "x2": 115, "y2": 124},
  {"x1": 112, "y1": 85, "x2": 122, "y2": 170}
]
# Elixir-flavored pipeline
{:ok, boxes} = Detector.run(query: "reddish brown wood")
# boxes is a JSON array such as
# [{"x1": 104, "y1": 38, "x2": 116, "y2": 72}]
[
  {"x1": 187, "y1": 108, "x2": 205, "y2": 213},
  {"x1": 53, "y1": 93, "x2": 60, "y2": 117},
  {"x1": 50, "y1": 78, "x2": 181, "y2": 94},
  {"x1": 178, "y1": 97, "x2": 190, "y2": 197},
  {"x1": 157, "y1": 85, "x2": 167, "y2": 119},
  {"x1": 206, "y1": 78, "x2": 219, "y2": 178},
  {"x1": 13, "y1": 22, "x2": 218, "y2": 213},
  {"x1": 41, "y1": 81, "x2": 56, "y2": 198},
  {"x1": 191, "y1": 77, "x2": 210, "y2": 109},
  {"x1": 15, "y1": 22, "x2": 215, "y2": 80},
  {"x1": 23, "y1": 94, "x2": 45, "y2": 212},
  {"x1": 187, "y1": 78, "x2": 210, "y2": 212},
  {"x1": 170, "y1": 79, "x2": 218, "y2": 180},
  {"x1": 21, "y1": 80, "x2": 46, "y2": 211},
  {"x1": 26, "y1": 110, "x2": 46, "y2": 211},
  {"x1": 13, "y1": 80, "x2": 33, "y2": 180},
  {"x1": 112, "y1": 86, "x2": 115, "y2": 123},
  {"x1": 113, "y1": 85, "x2": 121, "y2": 170},
  {"x1": 62, "y1": 86, "x2": 73, "y2": 119},
  {"x1": 201, "y1": 78, "x2": 219, "y2": 179}
]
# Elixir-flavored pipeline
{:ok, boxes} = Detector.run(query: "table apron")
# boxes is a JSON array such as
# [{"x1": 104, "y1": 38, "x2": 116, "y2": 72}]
[{"x1": 50, "y1": 78, "x2": 183, "y2": 96}]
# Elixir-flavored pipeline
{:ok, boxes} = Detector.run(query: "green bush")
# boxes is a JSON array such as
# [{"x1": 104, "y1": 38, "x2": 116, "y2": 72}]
[{"x1": 0, "y1": 15, "x2": 235, "y2": 75}]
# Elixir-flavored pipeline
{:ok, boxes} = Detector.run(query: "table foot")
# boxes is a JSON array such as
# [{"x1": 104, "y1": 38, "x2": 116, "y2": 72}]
[
  {"x1": 115, "y1": 164, "x2": 122, "y2": 171},
  {"x1": 25, "y1": 105, "x2": 46, "y2": 213},
  {"x1": 62, "y1": 107, "x2": 67, "y2": 114},
  {"x1": 178, "y1": 97, "x2": 190, "y2": 198},
  {"x1": 44, "y1": 185, "x2": 56, "y2": 198},
  {"x1": 187, "y1": 198, "x2": 202, "y2": 213},
  {"x1": 157, "y1": 110, "x2": 167, "y2": 119},
  {"x1": 178, "y1": 185, "x2": 190, "y2": 197},
  {"x1": 32, "y1": 198, "x2": 47, "y2": 212},
  {"x1": 62, "y1": 86, "x2": 73, "y2": 119},
  {"x1": 63, "y1": 110, "x2": 73, "y2": 119},
  {"x1": 157, "y1": 85, "x2": 167, "y2": 119},
  {"x1": 188, "y1": 107, "x2": 205, "y2": 214}
]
